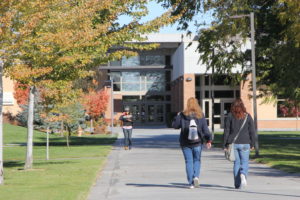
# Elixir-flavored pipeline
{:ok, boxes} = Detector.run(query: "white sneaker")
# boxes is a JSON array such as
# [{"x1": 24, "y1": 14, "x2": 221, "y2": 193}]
[
  {"x1": 193, "y1": 177, "x2": 200, "y2": 187},
  {"x1": 189, "y1": 185, "x2": 194, "y2": 189},
  {"x1": 240, "y1": 174, "x2": 247, "y2": 188}
]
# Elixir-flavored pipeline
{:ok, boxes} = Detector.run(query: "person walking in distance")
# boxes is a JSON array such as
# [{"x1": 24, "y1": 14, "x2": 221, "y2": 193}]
[
  {"x1": 223, "y1": 99, "x2": 256, "y2": 189},
  {"x1": 119, "y1": 107, "x2": 133, "y2": 150},
  {"x1": 172, "y1": 97, "x2": 212, "y2": 189}
]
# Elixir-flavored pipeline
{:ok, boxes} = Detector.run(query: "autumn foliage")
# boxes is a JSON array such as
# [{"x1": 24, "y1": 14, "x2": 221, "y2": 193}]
[
  {"x1": 82, "y1": 89, "x2": 109, "y2": 119},
  {"x1": 13, "y1": 82, "x2": 29, "y2": 105}
]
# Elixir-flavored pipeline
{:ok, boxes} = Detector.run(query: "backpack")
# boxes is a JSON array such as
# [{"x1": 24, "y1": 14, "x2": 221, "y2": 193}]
[{"x1": 188, "y1": 119, "x2": 199, "y2": 141}]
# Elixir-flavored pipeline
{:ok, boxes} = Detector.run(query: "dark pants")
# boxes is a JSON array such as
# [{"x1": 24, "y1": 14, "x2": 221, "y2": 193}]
[{"x1": 123, "y1": 128, "x2": 132, "y2": 147}]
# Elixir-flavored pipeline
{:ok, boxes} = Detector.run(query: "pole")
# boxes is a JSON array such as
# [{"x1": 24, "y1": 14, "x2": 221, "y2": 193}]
[
  {"x1": 211, "y1": 51, "x2": 215, "y2": 140},
  {"x1": 110, "y1": 79, "x2": 114, "y2": 134},
  {"x1": 46, "y1": 126, "x2": 49, "y2": 160},
  {"x1": 250, "y1": 12, "x2": 259, "y2": 156}
]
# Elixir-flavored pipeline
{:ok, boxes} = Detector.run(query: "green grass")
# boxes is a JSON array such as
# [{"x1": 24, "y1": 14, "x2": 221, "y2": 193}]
[
  {"x1": 212, "y1": 131, "x2": 300, "y2": 173},
  {"x1": 0, "y1": 123, "x2": 116, "y2": 200}
]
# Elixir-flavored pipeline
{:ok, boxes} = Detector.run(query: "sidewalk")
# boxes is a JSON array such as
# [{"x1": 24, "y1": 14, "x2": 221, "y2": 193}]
[{"x1": 88, "y1": 128, "x2": 300, "y2": 200}]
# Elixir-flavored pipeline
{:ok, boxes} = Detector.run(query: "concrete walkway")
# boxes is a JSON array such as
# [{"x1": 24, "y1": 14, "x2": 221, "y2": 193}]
[{"x1": 88, "y1": 128, "x2": 300, "y2": 200}]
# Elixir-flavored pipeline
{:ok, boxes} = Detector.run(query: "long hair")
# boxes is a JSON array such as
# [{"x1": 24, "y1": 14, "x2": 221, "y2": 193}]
[
  {"x1": 183, "y1": 97, "x2": 203, "y2": 118},
  {"x1": 231, "y1": 99, "x2": 247, "y2": 119}
]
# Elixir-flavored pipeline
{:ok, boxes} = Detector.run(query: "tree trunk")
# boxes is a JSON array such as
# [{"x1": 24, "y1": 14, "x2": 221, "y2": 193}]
[
  {"x1": 24, "y1": 86, "x2": 35, "y2": 170},
  {"x1": 0, "y1": 61, "x2": 4, "y2": 184},
  {"x1": 66, "y1": 126, "x2": 71, "y2": 148},
  {"x1": 46, "y1": 126, "x2": 49, "y2": 160}
]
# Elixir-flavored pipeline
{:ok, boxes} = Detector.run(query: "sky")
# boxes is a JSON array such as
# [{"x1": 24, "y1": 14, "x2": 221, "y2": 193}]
[{"x1": 118, "y1": 1, "x2": 213, "y2": 34}]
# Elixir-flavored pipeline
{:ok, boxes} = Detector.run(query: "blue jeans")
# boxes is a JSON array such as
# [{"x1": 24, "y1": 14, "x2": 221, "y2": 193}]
[
  {"x1": 233, "y1": 144, "x2": 250, "y2": 188},
  {"x1": 123, "y1": 128, "x2": 132, "y2": 147},
  {"x1": 181, "y1": 145, "x2": 202, "y2": 185}
]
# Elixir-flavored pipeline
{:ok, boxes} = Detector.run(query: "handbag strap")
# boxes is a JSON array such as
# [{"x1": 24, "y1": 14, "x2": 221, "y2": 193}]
[{"x1": 232, "y1": 114, "x2": 248, "y2": 143}]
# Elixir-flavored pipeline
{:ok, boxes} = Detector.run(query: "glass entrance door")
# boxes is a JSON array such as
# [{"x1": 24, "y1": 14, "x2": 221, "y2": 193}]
[
  {"x1": 146, "y1": 104, "x2": 165, "y2": 124},
  {"x1": 202, "y1": 99, "x2": 234, "y2": 129},
  {"x1": 123, "y1": 103, "x2": 165, "y2": 125}
]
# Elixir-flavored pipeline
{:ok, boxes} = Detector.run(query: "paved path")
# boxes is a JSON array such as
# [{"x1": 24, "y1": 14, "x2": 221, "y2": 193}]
[{"x1": 88, "y1": 128, "x2": 300, "y2": 200}]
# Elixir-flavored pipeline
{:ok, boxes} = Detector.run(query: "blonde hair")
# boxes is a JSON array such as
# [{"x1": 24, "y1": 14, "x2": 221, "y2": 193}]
[{"x1": 183, "y1": 97, "x2": 203, "y2": 118}]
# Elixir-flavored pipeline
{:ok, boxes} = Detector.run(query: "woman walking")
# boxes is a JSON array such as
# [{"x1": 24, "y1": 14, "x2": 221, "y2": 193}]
[
  {"x1": 119, "y1": 107, "x2": 133, "y2": 150},
  {"x1": 223, "y1": 99, "x2": 256, "y2": 189},
  {"x1": 172, "y1": 97, "x2": 212, "y2": 189}
]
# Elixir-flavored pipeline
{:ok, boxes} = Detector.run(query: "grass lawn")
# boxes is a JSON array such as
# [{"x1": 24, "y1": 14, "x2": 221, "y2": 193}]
[
  {"x1": 0, "y1": 123, "x2": 117, "y2": 200},
  {"x1": 212, "y1": 131, "x2": 300, "y2": 173}
]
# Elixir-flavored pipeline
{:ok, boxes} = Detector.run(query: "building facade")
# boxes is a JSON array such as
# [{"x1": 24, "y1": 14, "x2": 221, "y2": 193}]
[{"x1": 100, "y1": 34, "x2": 300, "y2": 131}]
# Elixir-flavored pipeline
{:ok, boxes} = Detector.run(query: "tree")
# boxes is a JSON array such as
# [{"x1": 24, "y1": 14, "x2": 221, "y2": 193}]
[
  {"x1": 4, "y1": 0, "x2": 181, "y2": 171},
  {"x1": 14, "y1": 82, "x2": 29, "y2": 105},
  {"x1": 158, "y1": 0, "x2": 300, "y2": 103}
]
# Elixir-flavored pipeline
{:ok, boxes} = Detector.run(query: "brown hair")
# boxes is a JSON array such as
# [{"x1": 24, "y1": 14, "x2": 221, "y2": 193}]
[
  {"x1": 183, "y1": 97, "x2": 203, "y2": 118},
  {"x1": 231, "y1": 99, "x2": 247, "y2": 119}
]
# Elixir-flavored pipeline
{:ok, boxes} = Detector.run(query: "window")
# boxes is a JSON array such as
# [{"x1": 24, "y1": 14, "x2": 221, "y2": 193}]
[
  {"x1": 122, "y1": 56, "x2": 140, "y2": 66},
  {"x1": 213, "y1": 75, "x2": 232, "y2": 85},
  {"x1": 146, "y1": 95, "x2": 164, "y2": 101},
  {"x1": 123, "y1": 96, "x2": 140, "y2": 102},
  {"x1": 236, "y1": 90, "x2": 240, "y2": 98},
  {"x1": 140, "y1": 55, "x2": 165, "y2": 65},
  {"x1": 205, "y1": 91, "x2": 210, "y2": 98},
  {"x1": 214, "y1": 90, "x2": 234, "y2": 98},
  {"x1": 277, "y1": 101, "x2": 299, "y2": 118},
  {"x1": 195, "y1": 75, "x2": 201, "y2": 87},
  {"x1": 205, "y1": 76, "x2": 210, "y2": 86}
]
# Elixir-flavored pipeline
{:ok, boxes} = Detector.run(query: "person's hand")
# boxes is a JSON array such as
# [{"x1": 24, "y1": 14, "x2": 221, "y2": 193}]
[
  {"x1": 206, "y1": 142, "x2": 212, "y2": 149},
  {"x1": 250, "y1": 147, "x2": 255, "y2": 151}
]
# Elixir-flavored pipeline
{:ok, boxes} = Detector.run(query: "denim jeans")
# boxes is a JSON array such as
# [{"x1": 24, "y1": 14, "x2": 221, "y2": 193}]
[
  {"x1": 123, "y1": 128, "x2": 132, "y2": 147},
  {"x1": 181, "y1": 145, "x2": 202, "y2": 185},
  {"x1": 233, "y1": 144, "x2": 250, "y2": 188}
]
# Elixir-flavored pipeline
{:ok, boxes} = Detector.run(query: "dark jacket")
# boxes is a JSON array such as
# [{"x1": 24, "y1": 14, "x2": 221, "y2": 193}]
[
  {"x1": 172, "y1": 112, "x2": 212, "y2": 147},
  {"x1": 119, "y1": 113, "x2": 133, "y2": 127},
  {"x1": 223, "y1": 113, "x2": 256, "y2": 148}
]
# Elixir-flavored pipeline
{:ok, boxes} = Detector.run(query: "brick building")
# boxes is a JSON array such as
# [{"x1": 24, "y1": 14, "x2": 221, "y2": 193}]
[{"x1": 99, "y1": 34, "x2": 300, "y2": 131}]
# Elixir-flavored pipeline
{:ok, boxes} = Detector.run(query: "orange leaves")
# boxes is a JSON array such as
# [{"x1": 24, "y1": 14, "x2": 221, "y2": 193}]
[
  {"x1": 82, "y1": 89, "x2": 109, "y2": 119},
  {"x1": 13, "y1": 82, "x2": 30, "y2": 105},
  {"x1": 9, "y1": 64, "x2": 53, "y2": 84}
]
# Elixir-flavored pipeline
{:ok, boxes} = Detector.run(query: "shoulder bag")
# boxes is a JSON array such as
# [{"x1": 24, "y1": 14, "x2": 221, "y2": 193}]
[{"x1": 225, "y1": 114, "x2": 248, "y2": 162}]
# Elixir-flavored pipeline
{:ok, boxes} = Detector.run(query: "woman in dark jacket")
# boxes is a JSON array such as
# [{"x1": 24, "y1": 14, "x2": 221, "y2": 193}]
[
  {"x1": 172, "y1": 97, "x2": 212, "y2": 189},
  {"x1": 223, "y1": 99, "x2": 256, "y2": 189}
]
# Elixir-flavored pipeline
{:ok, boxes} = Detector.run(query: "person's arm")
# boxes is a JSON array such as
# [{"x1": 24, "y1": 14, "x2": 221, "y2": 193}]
[
  {"x1": 172, "y1": 113, "x2": 182, "y2": 129},
  {"x1": 248, "y1": 114, "x2": 256, "y2": 149},
  {"x1": 201, "y1": 117, "x2": 212, "y2": 149},
  {"x1": 223, "y1": 113, "x2": 231, "y2": 149}
]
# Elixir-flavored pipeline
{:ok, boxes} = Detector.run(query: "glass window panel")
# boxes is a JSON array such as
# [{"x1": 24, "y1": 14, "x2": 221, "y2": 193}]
[
  {"x1": 122, "y1": 72, "x2": 140, "y2": 82},
  {"x1": 123, "y1": 96, "x2": 140, "y2": 102},
  {"x1": 224, "y1": 103, "x2": 232, "y2": 115},
  {"x1": 214, "y1": 90, "x2": 234, "y2": 98},
  {"x1": 277, "y1": 101, "x2": 298, "y2": 118},
  {"x1": 146, "y1": 95, "x2": 164, "y2": 101},
  {"x1": 205, "y1": 76, "x2": 210, "y2": 86},
  {"x1": 148, "y1": 105, "x2": 155, "y2": 122},
  {"x1": 146, "y1": 71, "x2": 165, "y2": 82},
  {"x1": 205, "y1": 91, "x2": 210, "y2": 98},
  {"x1": 166, "y1": 104, "x2": 171, "y2": 112},
  {"x1": 140, "y1": 55, "x2": 165, "y2": 65},
  {"x1": 196, "y1": 91, "x2": 200, "y2": 100},
  {"x1": 113, "y1": 83, "x2": 120, "y2": 91},
  {"x1": 165, "y1": 83, "x2": 171, "y2": 91},
  {"x1": 205, "y1": 101, "x2": 209, "y2": 118},
  {"x1": 213, "y1": 75, "x2": 232, "y2": 85},
  {"x1": 195, "y1": 75, "x2": 201, "y2": 86},
  {"x1": 110, "y1": 60, "x2": 121, "y2": 66},
  {"x1": 147, "y1": 83, "x2": 164, "y2": 92},
  {"x1": 166, "y1": 95, "x2": 171, "y2": 101},
  {"x1": 156, "y1": 105, "x2": 164, "y2": 122},
  {"x1": 122, "y1": 83, "x2": 140, "y2": 91},
  {"x1": 214, "y1": 103, "x2": 221, "y2": 115},
  {"x1": 110, "y1": 72, "x2": 121, "y2": 82},
  {"x1": 122, "y1": 56, "x2": 140, "y2": 66},
  {"x1": 213, "y1": 117, "x2": 221, "y2": 124},
  {"x1": 166, "y1": 71, "x2": 171, "y2": 82}
]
